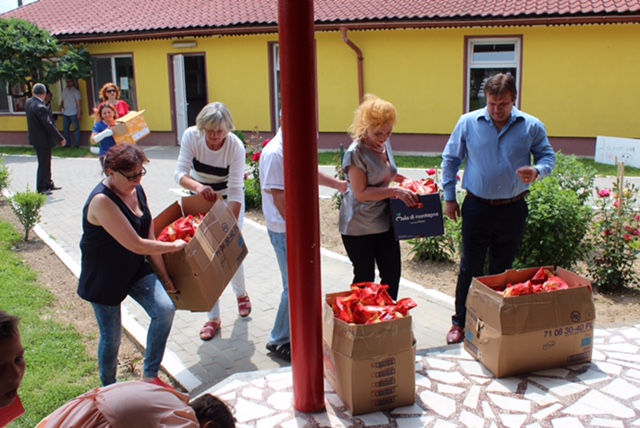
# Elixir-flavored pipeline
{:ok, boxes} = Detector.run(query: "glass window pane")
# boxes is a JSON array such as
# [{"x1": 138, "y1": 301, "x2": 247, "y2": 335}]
[
  {"x1": 472, "y1": 44, "x2": 515, "y2": 62},
  {"x1": 0, "y1": 83, "x2": 9, "y2": 112},
  {"x1": 92, "y1": 57, "x2": 113, "y2": 107},
  {"x1": 469, "y1": 68, "x2": 517, "y2": 111},
  {"x1": 115, "y1": 57, "x2": 136, "y2": 110}
]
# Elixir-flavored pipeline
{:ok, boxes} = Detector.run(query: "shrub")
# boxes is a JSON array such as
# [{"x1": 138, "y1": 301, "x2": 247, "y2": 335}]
[
  {"x1": 10, "y1": 187, "x2": 46, "y2": 241},
  {"x1": 408, "y1": 215, "x2": 461, "y2": 263},
  {"x1": 331, "y1": 145, "x2": 346, "y2": 210},
  {"x1": 0, "y1": 156, "x2": 10, "y2": 192},
  {"x1": 238, "y1": 128, "x2": 264, "y2": 211},
  {"x1": 515, "y1": 153, "x2": 596, "y2": 269},
  {"x1": 586, "y1": 178, "x2": 640, "y2": 292}
]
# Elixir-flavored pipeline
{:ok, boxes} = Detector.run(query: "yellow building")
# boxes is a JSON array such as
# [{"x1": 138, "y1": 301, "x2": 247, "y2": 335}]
[{"x1": 1, "y1": 1, "x2": 639, "y2": 155}]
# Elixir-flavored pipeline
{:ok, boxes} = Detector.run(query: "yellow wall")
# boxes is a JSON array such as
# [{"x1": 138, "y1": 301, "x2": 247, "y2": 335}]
[{"x1": 2, "y1": 23, "x2": 639, "y2": 140}]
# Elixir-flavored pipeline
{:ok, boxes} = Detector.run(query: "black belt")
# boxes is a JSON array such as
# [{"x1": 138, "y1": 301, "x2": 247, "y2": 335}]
[{"x1": 466, "y1": 191, "x2": 529, "y2": 206}]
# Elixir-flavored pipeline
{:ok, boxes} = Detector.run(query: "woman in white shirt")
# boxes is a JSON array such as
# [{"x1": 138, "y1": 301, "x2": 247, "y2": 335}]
[{"x1": 174, "y1": 102, "x2": 251, "y2": 341}]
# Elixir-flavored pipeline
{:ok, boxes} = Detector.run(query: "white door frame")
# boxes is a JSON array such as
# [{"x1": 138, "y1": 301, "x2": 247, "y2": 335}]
[{"x1": 173, "y1": 54, "x2": 188, "y2": 145}]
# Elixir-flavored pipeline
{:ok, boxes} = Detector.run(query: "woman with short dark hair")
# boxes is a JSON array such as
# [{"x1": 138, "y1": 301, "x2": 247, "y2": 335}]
[{"x1": 78, "y1": 144, "x2": 187, "y2": 386}]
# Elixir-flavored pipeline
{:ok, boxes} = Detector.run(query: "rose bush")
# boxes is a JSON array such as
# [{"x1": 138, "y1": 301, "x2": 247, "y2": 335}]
[{"x1": 587, "y1": 179, "x2": 640, "y2": 291}]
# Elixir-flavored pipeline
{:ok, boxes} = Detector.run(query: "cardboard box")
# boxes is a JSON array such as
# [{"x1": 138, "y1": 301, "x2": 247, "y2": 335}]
[
  {"x1": 322, "y1": 292, "x2": 416, "y2": 415},
  {"x1": 153, "y1": 195, "x2": 248, "y2": 312},
  {"x1": 464, "y1": 267, "x2": 596, "y2": 378},
  {"x1": 389, "y1": 193, "x2": 444, "y2": 240},
  {"x1": 112, "y1": 110, "x2": 150, "y2": 145}
]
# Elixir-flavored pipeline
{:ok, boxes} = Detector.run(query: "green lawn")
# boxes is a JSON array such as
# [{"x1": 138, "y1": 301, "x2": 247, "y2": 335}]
[
  {"x1": 0, "y1": 219, "x2": 99, "y2": 426},
  {"x1": 1, "y1": 146, "x2": 638, "y2": 177},
  {"x1": 317, "y1": 151, "x2": 640, "y2": 177}
]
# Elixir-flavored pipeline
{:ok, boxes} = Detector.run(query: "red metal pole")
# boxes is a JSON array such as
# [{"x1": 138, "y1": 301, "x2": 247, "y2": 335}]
[{"x1": 278, "y1": 0, "x2": 325, "y2": 413}]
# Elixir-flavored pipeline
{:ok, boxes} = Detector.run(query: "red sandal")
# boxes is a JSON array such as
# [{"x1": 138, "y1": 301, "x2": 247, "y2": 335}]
[
  {"x1": 199, "y1": 320, "x2": 221, "y2": 341},
  {"x1": 237, "y1": 295, "x2": 252, "y2": 318}
]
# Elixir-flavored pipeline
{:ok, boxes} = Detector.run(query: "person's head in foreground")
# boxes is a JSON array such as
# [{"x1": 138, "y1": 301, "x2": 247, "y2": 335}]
[
  {"x1": 35, "y1": 381, "x2": 236, "y2": 428},
  {"x1": 0, "y1": 310, "x2": 25, "y2": 409},
  {"x1": 190, "y1": 393, "x2": 236, "y2": 428},
  {"x1": 348, "y1": 93, "x2": 397, "y2": 148},
  {"x1": 102, "y1": 144, "x2": 149, "y2": 181}
]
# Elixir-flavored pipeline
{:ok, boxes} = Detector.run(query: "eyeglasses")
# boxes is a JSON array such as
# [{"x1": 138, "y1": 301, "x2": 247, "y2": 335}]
[
  {"x1": 106, "y1": 89, "x2": 117, "y2": 93},
  {"x1": 117, "y1": 167, "x2": 146, "y2": 182}
]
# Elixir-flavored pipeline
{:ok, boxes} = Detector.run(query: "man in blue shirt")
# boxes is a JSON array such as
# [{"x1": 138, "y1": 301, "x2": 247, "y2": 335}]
[{"x1": 441, "y1": 73, "x2": 556, "y2": 345}]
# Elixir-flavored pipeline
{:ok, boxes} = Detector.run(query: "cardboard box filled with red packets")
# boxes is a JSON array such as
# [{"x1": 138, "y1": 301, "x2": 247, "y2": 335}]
[
  {"x1": 464, "y1": 266, "x2": 595, "y2": 378},
  {"x1": 322, "y1": 283, "x2": 417, "y2": 415},
  {"x1": 153, "y1": 194, "x2": 248, "y2": 312}
]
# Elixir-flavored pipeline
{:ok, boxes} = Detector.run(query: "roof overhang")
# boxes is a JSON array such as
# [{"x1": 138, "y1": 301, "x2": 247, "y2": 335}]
[{"x1": 54, "y1": 14, "x2": 640, "y2": 44}]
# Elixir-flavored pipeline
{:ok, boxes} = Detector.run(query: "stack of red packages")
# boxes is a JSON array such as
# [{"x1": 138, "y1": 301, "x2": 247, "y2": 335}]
[
  {"x1": 157, "y1": 213, "x2": 206, "y2": 243},
  {"x1": 502, "y1": 267, "x2": 570, "y2": 297},
  {"x1": 399, "y1": 178, "x2": 438, "y2": 195},
  {"x1": 331, "y1": 282, "x2": 417, "y2": 325}
]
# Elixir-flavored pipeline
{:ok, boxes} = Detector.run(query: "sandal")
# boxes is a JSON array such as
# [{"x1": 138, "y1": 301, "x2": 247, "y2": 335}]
[
  {"x1": 266, "y1": 342, "x2": 291, "y2": 362},
  {"x1": 199, "y1": 320, "x2": 221, "y2": 341},
  {"x1": 237, "y1": 295, "x2": 252, "y2": 318}
]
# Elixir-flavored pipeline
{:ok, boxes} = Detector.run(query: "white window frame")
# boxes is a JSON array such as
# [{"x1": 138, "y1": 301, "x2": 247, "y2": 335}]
[
  {"x1": 90, "y1": 55, "x2": 136, "y2": 110},
  {"x1": 466, "y1": 37, "x2": 521, "y2": 112},
  {"x1": 272, "y1": 43, "x2": 281, "y2": 127}
]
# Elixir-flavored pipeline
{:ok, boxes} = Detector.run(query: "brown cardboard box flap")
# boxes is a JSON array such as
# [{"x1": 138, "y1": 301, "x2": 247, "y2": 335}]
[
  {"x1": 465, "y1": 266, "x2": 595, "y2": 377},
  {"x1": 153, "y1": 194, "x2": 248, "y2": 312},
  {"x1": 323, "y1": 292, "x2": 413, "y2": 359},
  {"x1": 470, "y1": 267, "x2": 595, "y2": 335},
  {"x1": 111, "y1": 110, "x2": 147, "y2": 137}
]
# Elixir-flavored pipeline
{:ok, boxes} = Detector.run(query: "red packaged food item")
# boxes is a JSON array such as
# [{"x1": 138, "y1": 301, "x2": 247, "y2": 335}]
[
  {"x1": 331, "y1": 282, "x2": 417, "y2": 325},
  {"x1": 399, "y1": 178, "x2": 438, "y2": 195},
  {"x1": 502, "y1": 267, "x2": 570, "y2": 297},
  {"x1": 157, "y1": 213, "x2": 206, "y2": 243}
]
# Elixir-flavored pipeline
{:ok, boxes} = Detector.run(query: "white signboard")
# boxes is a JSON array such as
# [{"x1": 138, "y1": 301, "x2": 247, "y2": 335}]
[{"x1": 595, "y1": 136, "x2": 640, "y2": 168}]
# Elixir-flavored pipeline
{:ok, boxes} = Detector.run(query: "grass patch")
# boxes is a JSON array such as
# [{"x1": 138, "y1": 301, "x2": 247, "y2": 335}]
[
  {"x1": 318, "y1": 151, "x2": 640, "y2": 176},
  {"x1": 0, "y1": 146, "x2": 94, "y2": 158},
  {"x1": 2, "y1": 145, "x2": 638, "y2": 177},
  {"x1": 0, "y1": 219, "x2": 99, "y2": 427}
]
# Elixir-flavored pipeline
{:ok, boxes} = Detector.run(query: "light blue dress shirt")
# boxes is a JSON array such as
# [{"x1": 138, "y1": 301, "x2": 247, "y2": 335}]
[{"x1": 441, "y1": 107, "x2": 556, "y2": 202}]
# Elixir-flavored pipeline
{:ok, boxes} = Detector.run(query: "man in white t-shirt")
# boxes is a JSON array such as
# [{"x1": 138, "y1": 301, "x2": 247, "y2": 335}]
[
  {"x1": 60, "y1": 77, "x2": 82, "y2": 148},
  {"x1": 259, "y1": 122, "x2": 346, "y2": 362}
]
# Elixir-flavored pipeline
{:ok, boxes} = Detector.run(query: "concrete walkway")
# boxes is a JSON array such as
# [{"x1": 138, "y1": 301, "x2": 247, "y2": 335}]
[
  {"x1": 4, "y1": 148, "x2": 640, "y2": 427},
  {"x1": 2, "y1": 147, "x2": 455, "y2": 394}
]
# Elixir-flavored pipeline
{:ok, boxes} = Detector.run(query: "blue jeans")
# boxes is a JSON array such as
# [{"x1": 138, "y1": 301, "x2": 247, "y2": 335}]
[
  {"x1": 91, "y1": 274, "x2": 175, "y2": 386},
  {"x1": 267, "y1": 230, "x2": 290, "y2": 346},
  {"x1": 63, "y1": 114, "x2": 81, "y2": 147}
]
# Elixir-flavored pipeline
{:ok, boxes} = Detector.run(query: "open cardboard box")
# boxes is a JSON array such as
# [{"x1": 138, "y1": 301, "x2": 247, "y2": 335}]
[
  {"x1": 112, "y1": 110, "x2": 150, "y2": 145},
  {"x1": 322, "y1": 291, "x2": 416, "y2": 415},
  {"x1": 153, "y1": 194, "x2": 248, "y2": 312},
  {"x1": 464, "y1": 266, "x2": 596, "y2": 378}
]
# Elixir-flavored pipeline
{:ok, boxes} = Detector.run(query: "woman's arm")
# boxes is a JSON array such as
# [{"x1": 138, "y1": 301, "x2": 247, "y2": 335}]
[
  {"x1": 349, "y1": 166, "x2": 418, "y2": 207},
  {"x1": 87, "y1": 193, "x2": 187, "y2": 256},
  {"x1": 147, "y1": 224, "x2": 178, "y2": 293}
]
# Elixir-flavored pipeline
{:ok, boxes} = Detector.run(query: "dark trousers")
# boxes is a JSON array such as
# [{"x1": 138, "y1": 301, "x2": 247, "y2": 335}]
[
  {"x1": 341, "y1": 228, "x2": 402, "y2": 300},
  {"x1": 34, "y1": 146, "x2": 52, "y2": 192},
  {"x1": 453, "y1": 196, "x2": 528, "y2": 327}
]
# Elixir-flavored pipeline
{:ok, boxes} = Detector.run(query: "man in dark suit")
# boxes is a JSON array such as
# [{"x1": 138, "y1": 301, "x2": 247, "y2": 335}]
[{"x1": 25, "y1": 83, "x2": 66, "y2": 195}]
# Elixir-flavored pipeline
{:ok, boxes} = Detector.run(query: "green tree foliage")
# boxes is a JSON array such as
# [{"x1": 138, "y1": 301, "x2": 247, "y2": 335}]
[{"x1": 0, "y1": 18, "x2": 92, "y2": 96}]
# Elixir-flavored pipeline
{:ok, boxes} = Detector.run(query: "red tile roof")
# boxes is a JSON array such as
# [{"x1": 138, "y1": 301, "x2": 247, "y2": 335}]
[{"x1": 2, "y1": 0, "x2": 640, "y2": 41}]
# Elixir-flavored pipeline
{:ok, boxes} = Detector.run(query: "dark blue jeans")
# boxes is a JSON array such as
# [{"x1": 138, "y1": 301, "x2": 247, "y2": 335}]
[
  {"x1": 91, "y1": 273, "x2": 175, "y2": 386},
  {"x1": 452, "y1": 196, "x2": 528, "y2": 327}
]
